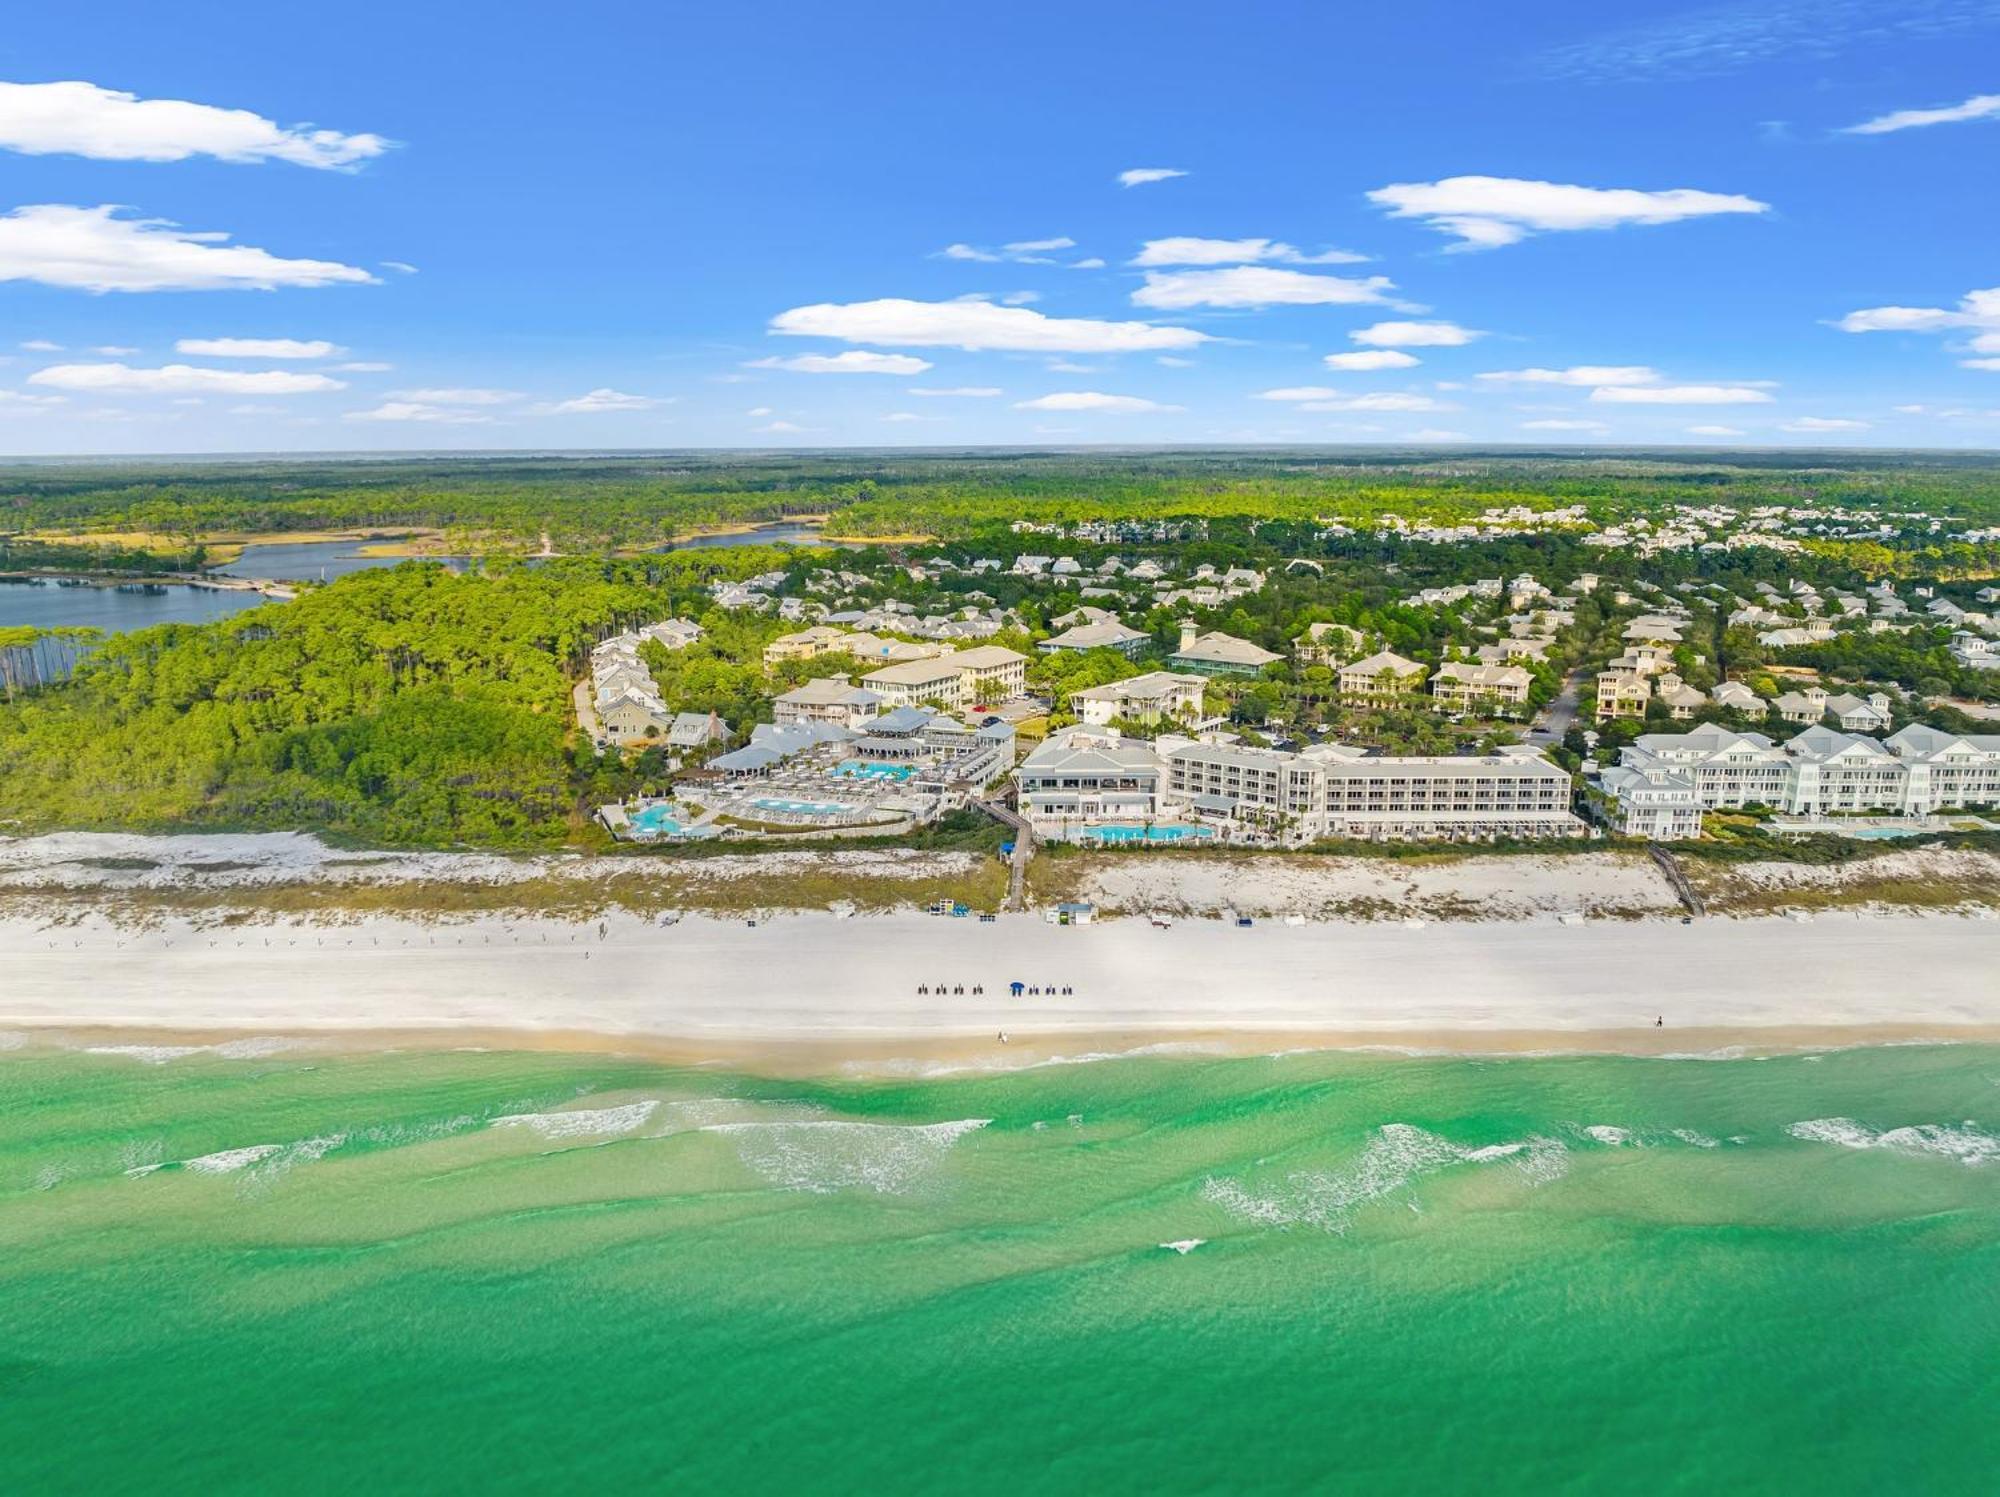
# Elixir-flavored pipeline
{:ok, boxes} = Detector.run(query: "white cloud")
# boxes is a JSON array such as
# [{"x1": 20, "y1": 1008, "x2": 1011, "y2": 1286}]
[
  {"x1": 1132, "y1": 266, "x2": 1398, "y2": 310},
  {"x1": 1836, "y1": 287, "x2": 2000, "y2": 368},
  {"x1": 388, "y1": 387, "x2": 521, "y2": 405},
  {"x1": 908, "y1": 386, "x2": 1002, "y2": 397},
  {"x1": 0, "y1": 204, "x2": 377, "y2": 293},
  {"x1": 1117, "y1": 168, "x2": 1186, "y2": 187},
  {"x1": 334, "y1": 361, "x2": 392, "y2": 373},
  {"x1": 176, "y1": 337, "x2": 343, "y2": 359},
  {"x1": 1301, "y1": 393, "x2": 1453, "y2": 412},
  {"x1": 90, "y1": 344, "x2": 138, "y2": 355},
  {"x1": 0, "y1": 81, "x2": 388, "y2": 169},
  {"x1": 1130, "y1": 236, "x2": 1366, "y2": 267},
  {"x1": 770, "y1": 297, "x2": 1207, "y2": 353},
  {"x1": 226, "y1": 403, "x2": 287, "y2": 416},
  {"x1": 1045, "y1": 359, "x2": 1095, "y2": 373},
  {"x1": 747, "y1": 351, "x2": 932, "y2": 375},
  {"x1": 1686, "y1": 425, "x2": 1746, "y2": 437},
  {"x1": 0, "y1": 390, "x2": 65, "y2": 406},
  {"x1": 381, "y1": 260, "x2": 419, "y2": 275},
  {"x1": 29, "y1": 361, "x2": 344, "y2": 395},
  {"x1": 1522, "y1": 419, "x2": 1610, "y2": 431},
  {"x1": 346, "y1": 401, "x2": 493, "y2": 424},
  {"x1": 1013, "y1": 391, "x2": 1180, "y2": 413},
  {"x1": 1478, "y1": 365, "x2": 1659, "y2": 387},
  {"x1": 745, "y1": 407, "x2": 772, "y2": 417},
  {"x1": 1590, "y1": 384, "x2": 1773, "y2": 404},
  {"x1": 1000, "y1": 290, "x2": 1040, "y2": 305},
  {"x1": 1323, "y1": 350, "x2": 1419, "y2": 371},
  {"x1": 1780, "y1": 416, "x2": 1870, "y2": 432},
  {"x1": 1155, "y1": 355, "x2": 1196, "y2": 368},
  {"x1": 939, "y1": 237, "x2": 1077, "y2": 266},
  {"x1": 1843, "y1": 93, "x2": 2000, "y2": 135},
  {"x1": 1893, "y1": 405, "x2": 1928, "y2": 415},
  {"x1": 756, "y1": 420, "x2": 807, "y2": 433},
  {"x1": 19, "y1": 339, "x2": 61, "y2": 351},
  {"x1": 880, "y1": 411, "x2": 940, "y2": 423},
  {"x1": 1350, "y1": 320, "x2": 1481, "y2": 348},
  {"x1": 1255, "y1": 386, "x2": 1343, "y2": 401},
  {"x1": 1409, "y1": 429, "x2": 1469, "y2": 441},
  {"x1": 1367, "y1": 175, "x2": 1769, "y2": 249},
  {"x1": 546, "y1": 388, "x2": 663, "y2": 413},
  {"x1": 1069, "y1": 257, "x2": 1106, "y2": 270}
]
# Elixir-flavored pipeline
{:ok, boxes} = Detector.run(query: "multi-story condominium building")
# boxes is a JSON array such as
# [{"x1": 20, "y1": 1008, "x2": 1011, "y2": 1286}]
[
  {"x1": 1013, "y1": 727, "x2": 1165, "y2": 833},
  {"x1": 1169, "y1": 626, "x2": 1282, "y2": 676},
  {"x1": 950, "y1": 645, "x2": 1029, "y2": 703},
  {"x1": 861, "y1": 656, "x2": 969, "y2": 708},
  {"x1": 1338, "y1": 650, "x2": 1429, "y2": 703},
  {"x1": 1432, "y1": 662, "x2": 1533, "y2": 714},
  {"x1": 1596, "y1": 763, "x2": 1704, "y2": 839},
  {"x1": 1308, "y1": 747, "x2": 1580, "y2": 842},
  {"x1": 1067, "y1": 670, "x2": 1207, "y2": 727},
  {"x1": 861, "y1": 646, "x2": 1027, "y2": 709},
  {"x1": 1602, "y1": 722, "x2": 2000, "y2": 830},
  {"x1": 1017, "y1": 733, "x2": 1584, "y2": 843},
  {"x1": 772, "y1": 676, "x2": 884, "y2": 729}
]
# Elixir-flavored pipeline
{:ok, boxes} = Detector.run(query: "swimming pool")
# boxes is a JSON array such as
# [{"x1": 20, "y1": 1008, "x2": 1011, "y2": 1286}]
[
  {"x1": 749, "y1": 797, "x2": 856, "y2": 816},
  {"x1": 833, "y1": 760, "x2": 916, "y2": 782},
  {"x1": 629, "y1": 804, "x2": 686, "y2": 836},
  {"x1": 1088, "y1": 823, "x2": 1216, "y2": 844}
]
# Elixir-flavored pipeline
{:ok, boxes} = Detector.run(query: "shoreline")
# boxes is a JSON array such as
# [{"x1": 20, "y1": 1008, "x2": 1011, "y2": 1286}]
[{"x1": 7, "y1": 907, "x2": 1997, "y2": 1073}]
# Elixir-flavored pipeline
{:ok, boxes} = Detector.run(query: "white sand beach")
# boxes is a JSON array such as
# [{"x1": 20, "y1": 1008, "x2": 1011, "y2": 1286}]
[{"x1": 5, "y1": 906, "x2": 1997, "y2": 1067}]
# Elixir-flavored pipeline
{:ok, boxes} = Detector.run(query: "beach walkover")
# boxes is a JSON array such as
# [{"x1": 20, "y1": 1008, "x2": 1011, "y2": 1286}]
[{"x1": 6, "y1": 911, "x2": 1997, "y2": 1053}]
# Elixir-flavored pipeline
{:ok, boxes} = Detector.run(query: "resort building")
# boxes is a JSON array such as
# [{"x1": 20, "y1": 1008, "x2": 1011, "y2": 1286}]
[
  {"x1": 1653, "y1": 673, "x2": 1709, "y2": 720},
  {"x1": 1338, "y1": 651, "x2": 1430, "y2": 704},
  {"x1": 1013, "y1": 726, "x2": 1166, "y2": 835},
  {"x1": 1773, "y1": 687, "x2": 1828, "y2": 725},
  {"x1": 772, "y1": 676, "x2": 884, "y2": 730},
  {"x1": 763, "y1": 628, "x2": 947, "y2": 668},
  {"x1": 1016, "y1": 731, "x2": 1584, "y2": 844},
  {"x1": 1597, "y1": 763, "x2": 1704, "y2": 839},
  {"x1": 859, "y1": 645, "x2": 1028, "y2": 709},
  {"x1": 1038, "y1": 618, "x2": 1150, "y2": 656},
  {"x1": 1601, "y1": 722, "x2": 2000, "y2": 827},
  {"x1": 860, "y1": 656, "x2": 968, "y2": 709},
  {"x1": 1068, "y1": 671, "x2": 1207, "y2": 727},
  {"x1": 1431, "y1": 661, "x2": 1533, "y2": 715},
  {"x1": 1169, "y1": 626, "x2": 1281, "y2": 677}
]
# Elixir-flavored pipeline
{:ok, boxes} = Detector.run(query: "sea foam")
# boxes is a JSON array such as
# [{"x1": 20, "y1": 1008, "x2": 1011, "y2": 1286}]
[
  {"x1": 1202, "y1": 1123, "x2": 1569, "y2": 1233},
  {"x1": 490, "y1": 1101, "x2": 660, "y2": 1141},
  {"x1": 703, "y1": 1117, "x2": 991, "y2": 1195},
  {"x1": 1787, "y1": 1117, "x2": 1998, "y2": 1166}
]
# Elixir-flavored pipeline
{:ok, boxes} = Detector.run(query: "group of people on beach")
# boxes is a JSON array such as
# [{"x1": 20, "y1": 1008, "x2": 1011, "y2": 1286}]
[{"x1": 912, "y1": 983, "x2": 1080, "y2": 997}]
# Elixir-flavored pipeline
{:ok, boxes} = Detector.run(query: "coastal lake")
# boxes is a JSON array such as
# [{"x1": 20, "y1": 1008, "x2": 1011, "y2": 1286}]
[
  {"x1": 3, "y1": 1041, "x2": 1994, "y2": 1492},
  {"x1": 0, "y1": 578, "x2": 271, "y2": 633}
]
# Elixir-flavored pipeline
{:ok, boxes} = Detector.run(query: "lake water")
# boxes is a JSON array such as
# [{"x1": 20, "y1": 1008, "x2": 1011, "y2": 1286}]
[
  {"x1": 0, "y1": 579, "x2": 271, "y2": 633},
  {"x1": 218, "y1": 538, "x2": 464, "y2": 582}
]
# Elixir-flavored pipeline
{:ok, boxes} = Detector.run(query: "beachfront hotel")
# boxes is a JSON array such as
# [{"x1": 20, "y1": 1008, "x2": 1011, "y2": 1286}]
[
  {"x1": 1598, "y1": 722, "x2": 2000, "y2": 835},
  {"x1": 1014, "y1": 729, "x2": 1585, "y2": 844}
]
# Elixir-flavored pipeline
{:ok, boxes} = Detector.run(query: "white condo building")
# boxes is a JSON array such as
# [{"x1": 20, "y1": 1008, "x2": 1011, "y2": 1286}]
[
  {"x1": 1600, "y1": 722, "x2": 2000, "y2": 835},
  {"x1": 1014, "y1": 730, "x2": 1583, "y2": 843}
]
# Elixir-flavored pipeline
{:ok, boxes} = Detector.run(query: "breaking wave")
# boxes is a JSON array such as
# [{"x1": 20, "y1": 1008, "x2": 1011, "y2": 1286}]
[
  {"x1": 1787, "y1": 1118, "x2": 1998, "y2": 1166},
  {"x1": 490, "y1": 1101, "x2": 660, "y2": 1141},
  {"x1": 1201, "y1": 1123, "x2": 1571, "y2": 1233},
  {"x1": 703, "y1": 1117, "x2": 991, "y2": 1194}
]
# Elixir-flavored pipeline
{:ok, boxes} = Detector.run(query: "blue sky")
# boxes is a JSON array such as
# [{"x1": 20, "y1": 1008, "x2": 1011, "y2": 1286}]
[{"x1": 1, "y1": 0, "x2": 1997, "y2": 453}]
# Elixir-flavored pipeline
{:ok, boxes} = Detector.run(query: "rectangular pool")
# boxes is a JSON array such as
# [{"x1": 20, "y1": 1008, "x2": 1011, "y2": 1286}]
[
  {"x1": 833, "y1": 759, "x2": 916, "y2": 782},
  {"x1": 750, "y1": 798, "x2": 856, "y2": 816},
  {"x1": 1088, "y1": 823, "x2": 1217, "y2": 844}
]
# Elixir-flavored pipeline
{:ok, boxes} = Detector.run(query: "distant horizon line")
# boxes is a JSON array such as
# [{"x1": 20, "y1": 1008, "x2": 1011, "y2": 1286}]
[{"x1": 2, "y1": 440, "x2": 1999, "y2": 467}]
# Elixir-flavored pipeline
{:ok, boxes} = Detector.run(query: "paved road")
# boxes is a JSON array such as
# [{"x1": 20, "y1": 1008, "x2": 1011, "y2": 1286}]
[{"x1": 1522, "y1": 665, "x2": 1591, "y2": 746}]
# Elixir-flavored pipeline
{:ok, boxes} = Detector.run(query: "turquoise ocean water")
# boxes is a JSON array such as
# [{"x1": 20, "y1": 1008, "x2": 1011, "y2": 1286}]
[{"x1": 2, "y1": 1041, "x2": 1997, "y2": 1493}]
